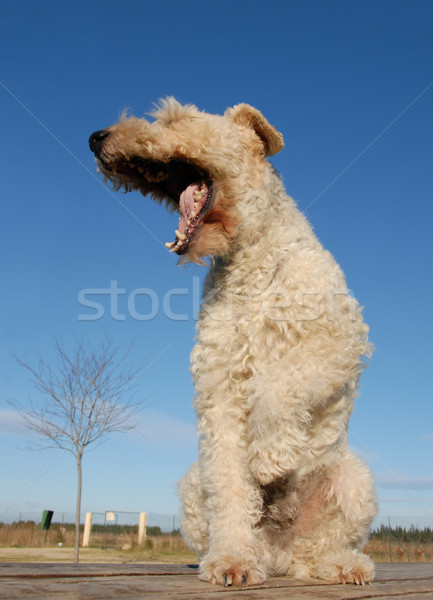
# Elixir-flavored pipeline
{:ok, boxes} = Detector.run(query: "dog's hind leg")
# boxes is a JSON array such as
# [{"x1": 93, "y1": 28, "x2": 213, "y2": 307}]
[
  {"x1": 289, "y1": 450, "x2": 377, "y2": 584},
  {"x1": 178, "y1": 462, "x2": 209, "y2": 555}
]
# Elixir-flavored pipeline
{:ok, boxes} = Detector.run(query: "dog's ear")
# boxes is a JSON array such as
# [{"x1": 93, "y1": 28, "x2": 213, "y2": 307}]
[{"x1": 226, "y1": 103, "x2": 284, "y2": 156}]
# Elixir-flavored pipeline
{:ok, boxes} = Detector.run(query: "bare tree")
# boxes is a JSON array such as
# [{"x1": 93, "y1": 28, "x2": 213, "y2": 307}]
[{"x1": 11, "y1": 337, "x2": 142, "y2": 563}]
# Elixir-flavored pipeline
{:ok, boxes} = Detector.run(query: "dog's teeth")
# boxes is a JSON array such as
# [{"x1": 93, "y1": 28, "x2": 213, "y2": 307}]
[
  {"x1": 169, "y1": 240, "x2": 183, "y2": 253},
  {"x1": 165, "y1": 242, "x2": 174, "y2": 248},
  {"x1": 193, "y1": 183, "x2": 207, "y2": 202},
  {"x1": 175, "y1": 230, "x2": 187, "y2": 241}
]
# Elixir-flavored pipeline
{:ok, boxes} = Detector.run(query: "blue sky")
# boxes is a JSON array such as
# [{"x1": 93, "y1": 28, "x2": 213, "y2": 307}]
[{"x1": 0, "y1": 0, "x2": 432, "y2": 529}]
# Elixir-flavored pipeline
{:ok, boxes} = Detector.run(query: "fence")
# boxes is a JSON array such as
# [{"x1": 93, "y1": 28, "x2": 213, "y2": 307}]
[
  {"x1": 0, "y1": 511, "x2": 181, "y2": 549},
  {"x1": 0, "y1": 511, "x2": 179, "y2": 531}
]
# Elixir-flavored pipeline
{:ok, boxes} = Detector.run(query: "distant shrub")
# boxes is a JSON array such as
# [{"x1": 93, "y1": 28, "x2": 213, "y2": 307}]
[{"x1": 144, "y1": 538, "x2": 153, "y2": 550}]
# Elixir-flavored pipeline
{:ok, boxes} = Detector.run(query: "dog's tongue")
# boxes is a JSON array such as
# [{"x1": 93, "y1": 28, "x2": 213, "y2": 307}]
[
  {"x1": 178, "y1": 182, "x2": 205, "y2": 234},
  {"x1": 166, "y1": 181, "x2": 209, "y2": 252}
]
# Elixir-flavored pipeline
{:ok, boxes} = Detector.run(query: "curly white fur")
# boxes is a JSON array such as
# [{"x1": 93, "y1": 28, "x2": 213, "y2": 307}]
[{"x1": 90, "y1": 98, "x2": 377, "y2": 586}]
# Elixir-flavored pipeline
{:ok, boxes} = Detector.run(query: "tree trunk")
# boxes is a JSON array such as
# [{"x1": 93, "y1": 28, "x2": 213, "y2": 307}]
[{"x1": 74, "y1": 454, "x2": 82, "y2": 563}]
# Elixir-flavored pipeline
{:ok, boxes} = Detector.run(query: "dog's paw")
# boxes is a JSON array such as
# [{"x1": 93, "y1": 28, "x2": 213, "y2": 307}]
[
  {"x1": 316, "y1": 550, "x2": 375, "y2": 586},
  {"x1": 337, "y1": 553, "x2": 374, "y2": 586},
  {"x1": 199, "y1": 554, "x2": 266, "y2": 586}
]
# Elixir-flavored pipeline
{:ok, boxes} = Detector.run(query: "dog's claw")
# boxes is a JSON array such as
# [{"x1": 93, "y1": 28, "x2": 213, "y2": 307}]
[
  {"x1": 242, "y1": 574, "x2": 247, "y2": 587},
  {"x1": 223, "y1": 573, "x2": 227, "y2": 586}
]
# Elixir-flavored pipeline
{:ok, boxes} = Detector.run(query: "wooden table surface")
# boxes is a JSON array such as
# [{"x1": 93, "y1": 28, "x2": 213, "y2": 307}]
[{"x1": 0, "y1": 562, "x2": 432, "y2": 599}]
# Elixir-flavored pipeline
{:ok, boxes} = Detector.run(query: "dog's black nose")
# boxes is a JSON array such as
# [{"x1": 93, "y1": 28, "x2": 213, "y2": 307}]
[{"x1": 89, "y1": 129, "x2": 110, "y2": 153}]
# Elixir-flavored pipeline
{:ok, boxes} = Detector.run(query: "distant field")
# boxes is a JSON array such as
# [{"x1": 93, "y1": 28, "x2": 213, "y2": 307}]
[
  {"x1": 365, "y1": 539, "x2": 433, "y2": 563},
  {"x1": 0, "y1": 523, "x2": 197, "y2": 563}
]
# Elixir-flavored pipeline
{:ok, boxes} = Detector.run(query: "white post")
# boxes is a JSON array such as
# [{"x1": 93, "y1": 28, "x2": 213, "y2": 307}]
[
  {"x1": 138, "y1": 512, "x2": 147, "y2": 546},
  {"x1": 82, "y1": 512, "x2": 93, "y2": 548}
]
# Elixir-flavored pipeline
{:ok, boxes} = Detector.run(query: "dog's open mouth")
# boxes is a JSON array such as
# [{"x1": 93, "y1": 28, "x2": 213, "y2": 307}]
[{"x1": 99, "y1": 157, "x2": 215, "y2": 255}]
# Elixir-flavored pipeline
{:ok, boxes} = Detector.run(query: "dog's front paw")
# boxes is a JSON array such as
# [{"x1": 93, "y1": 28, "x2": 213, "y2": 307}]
[
  {"x1": 336, "y1": 552, "x2": 375, "y2": 586},
  {"x1": 199, "y1": 553, "x2": 266, "y2": 586},
  {"x1": 315, "y1": 550, "x2": 375, "y2": 585}
]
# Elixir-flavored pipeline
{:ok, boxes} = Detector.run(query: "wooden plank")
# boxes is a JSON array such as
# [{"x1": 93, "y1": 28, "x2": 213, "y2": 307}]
[
  {"x1": 375, "y1": 597, "x2": 433, "y2": 600},
  {"x1": 375, "y1": 562, "x2": 433, "y2": 580},
  {"x1": 0, "y1": 562, "x2": 198, "y2": 577},
  {"x1": 0, "y1": 563, "x2": 431, "y2": 599}
]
